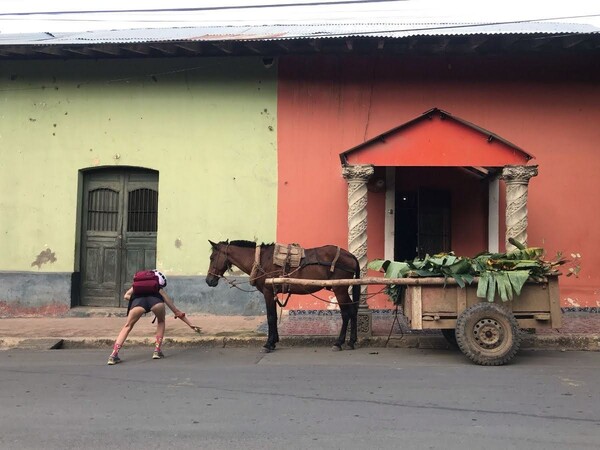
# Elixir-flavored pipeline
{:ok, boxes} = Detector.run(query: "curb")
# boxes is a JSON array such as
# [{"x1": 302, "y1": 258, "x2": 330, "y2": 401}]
[{"x1": 2, "y1": 334, "x2": 599, "y2": 351}]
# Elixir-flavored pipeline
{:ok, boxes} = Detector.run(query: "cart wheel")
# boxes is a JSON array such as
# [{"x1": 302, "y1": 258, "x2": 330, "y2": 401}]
[
  {"x1": 455, "y1": 303, "x2": 520, "y2": 366},
  {"x1": 441, "y1": 329, "x2": 458, "y2": 349}
]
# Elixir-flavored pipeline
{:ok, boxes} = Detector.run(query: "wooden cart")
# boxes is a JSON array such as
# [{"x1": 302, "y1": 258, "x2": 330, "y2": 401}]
[
  {"x1": 266, "y1": 275, "x2": 561, "y2": 366},
  {"x1": 400, "y1": 275, "x2": 561, "y2": 365}
]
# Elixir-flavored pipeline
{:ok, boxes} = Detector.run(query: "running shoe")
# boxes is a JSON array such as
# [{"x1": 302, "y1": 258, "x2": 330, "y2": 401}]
[
  {"x1": 152, "y1": 350, "x2": 164, "y2": 360},
  {"x1": 107, "y1": 355, "x2": 121, "y2": 365}
]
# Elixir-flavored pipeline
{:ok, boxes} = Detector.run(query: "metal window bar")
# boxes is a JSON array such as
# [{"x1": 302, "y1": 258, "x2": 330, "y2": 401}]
[
  {"x1": 87, "y1": 188, "x2": 118, "y2": 231},
  {"x1": 128, "y1": 188, "x2": 158, "y2": 232}
]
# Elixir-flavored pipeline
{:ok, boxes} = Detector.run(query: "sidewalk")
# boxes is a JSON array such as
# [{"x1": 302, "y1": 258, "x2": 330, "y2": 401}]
[{"x1": 0, "y1": 307, "x2": 599, "y2": 351}]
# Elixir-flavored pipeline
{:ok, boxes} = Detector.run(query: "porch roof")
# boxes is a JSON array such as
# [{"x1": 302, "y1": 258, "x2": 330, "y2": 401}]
[{"x1": 339, "y1": 108, "x2": 534, "y2": 173}]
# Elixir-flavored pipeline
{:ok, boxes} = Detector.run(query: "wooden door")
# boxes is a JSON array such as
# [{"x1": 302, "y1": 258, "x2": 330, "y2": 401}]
[{"x1": 81, "y1": 169, "x2": 158, "y2": 307}]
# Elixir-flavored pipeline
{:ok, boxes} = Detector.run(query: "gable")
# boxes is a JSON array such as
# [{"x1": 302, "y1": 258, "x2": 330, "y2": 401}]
[{"x1": 340, "y1": 108, "x2": 533, "y2": 168}]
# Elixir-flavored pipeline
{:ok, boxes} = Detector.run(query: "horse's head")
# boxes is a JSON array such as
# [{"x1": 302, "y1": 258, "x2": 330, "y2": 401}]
[{"x1": 205, "y1": 240, "x2": 231, "y2": 287}]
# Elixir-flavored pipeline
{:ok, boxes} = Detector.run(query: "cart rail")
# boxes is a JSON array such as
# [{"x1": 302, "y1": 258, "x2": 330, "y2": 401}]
[{"x1": 265, "y1": 276, "x2": 477, "y2": 286}]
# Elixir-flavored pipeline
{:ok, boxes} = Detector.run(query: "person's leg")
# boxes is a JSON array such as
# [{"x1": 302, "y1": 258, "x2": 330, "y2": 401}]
[
  {"x1": 150, "y1": 302, "x2": 166, "y2": 359},
  {"x1": 108, "y1": 306, "x2": 145, "y2": 364}
]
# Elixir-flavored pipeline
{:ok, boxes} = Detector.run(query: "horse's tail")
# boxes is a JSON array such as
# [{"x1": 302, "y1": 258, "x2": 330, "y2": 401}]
[{"x1": 351, "y1": 253, "x2": 361, "y2": 307}]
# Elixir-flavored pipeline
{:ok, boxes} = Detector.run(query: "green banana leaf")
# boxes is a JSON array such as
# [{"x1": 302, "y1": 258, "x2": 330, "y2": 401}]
[
  {"x1": 367, "y1": 259, "x2": 387, "y2": 272},
  {"x1": 477, "y1": 272, "x2": 489, "y2": 298},
  {"x1": 369, "y1": 243, "x2": 558, "y2": 305},
  {"x1": 495, "y1": 272, "x2": 513, "y2": 302},
  {"x1": 486, "y1": 272, "x2": 496, "y2": 302},
  {"x1": 507, "y1": 270, "x2": 531, "y2": 296}
]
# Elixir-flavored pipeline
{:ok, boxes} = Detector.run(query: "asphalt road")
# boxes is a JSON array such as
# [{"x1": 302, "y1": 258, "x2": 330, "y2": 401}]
[{"x1": 1, "y1": 347, "x2": 599, "y2": 450}]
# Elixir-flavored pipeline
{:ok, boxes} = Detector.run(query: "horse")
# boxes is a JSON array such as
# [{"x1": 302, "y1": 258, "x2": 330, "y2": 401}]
[{"x1": 205, "y1": 240, "x2": 361, "y2": 353}]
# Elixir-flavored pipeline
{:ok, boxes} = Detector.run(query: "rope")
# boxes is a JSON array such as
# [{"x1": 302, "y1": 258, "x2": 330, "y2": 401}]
[
  {"x1": 276, "y1": 284, "x2": 387, "y2": 306},
  {"x1": 248, "y1": 245, "x2": 262, "y2": 286},
  {"x1": 330, "y1": 246, "x2": 341, "y2": 272}
]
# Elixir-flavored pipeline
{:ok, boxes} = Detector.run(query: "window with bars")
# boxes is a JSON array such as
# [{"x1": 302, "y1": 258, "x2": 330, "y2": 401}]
[
  {"x1": 87, "y1": 188, "x2": 119, "y2": 231},
  {"x1": 128, "y1": 188, "x2": 158, "y2": 232}
]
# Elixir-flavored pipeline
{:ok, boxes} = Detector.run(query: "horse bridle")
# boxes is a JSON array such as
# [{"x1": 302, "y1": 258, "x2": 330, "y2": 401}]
[{"x1": 209, "y1": 243, "x2": 232, "y2": 278}]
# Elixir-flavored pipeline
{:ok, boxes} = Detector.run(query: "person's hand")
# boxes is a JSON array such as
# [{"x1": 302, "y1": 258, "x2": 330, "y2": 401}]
[{"x1": 174, "y1": 310, "x2": 186, "y2": 319}]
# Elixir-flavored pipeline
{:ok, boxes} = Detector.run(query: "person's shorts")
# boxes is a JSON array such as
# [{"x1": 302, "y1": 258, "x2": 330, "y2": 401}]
[{"x1": 129, "y1": 295, "x2": 164, "y2": 314}]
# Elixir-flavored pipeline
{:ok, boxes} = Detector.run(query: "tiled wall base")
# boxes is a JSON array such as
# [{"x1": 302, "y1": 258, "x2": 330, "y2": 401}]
[
  {"x1": 257, "y1": 308, "x2": 600, "y2": 337},
  {"x1": 258, "y1": 309, "x2": 435, "y2": 337}
]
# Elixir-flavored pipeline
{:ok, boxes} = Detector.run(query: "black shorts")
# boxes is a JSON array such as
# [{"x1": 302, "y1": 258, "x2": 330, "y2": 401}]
[{"x1": 129, "y1": 295, "x2": 164, "y2": 314}]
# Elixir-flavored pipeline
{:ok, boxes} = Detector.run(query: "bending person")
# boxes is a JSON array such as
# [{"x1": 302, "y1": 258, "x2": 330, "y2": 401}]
[{"x1": 107, "y1": 270, "x2": 183, "y2": 365}]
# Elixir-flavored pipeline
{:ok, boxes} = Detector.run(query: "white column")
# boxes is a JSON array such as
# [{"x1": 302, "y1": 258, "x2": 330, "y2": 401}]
[
  {"x1": 342, "y1": 164, "x2": 374, "y2": 307},
  {"x1": 488, "y1": 175, "x2": 500, "y2": 253},
  {"x1": 384, "y1": 167, "x2": 396, "y2": 261},
  {"x1": 501, "y1": 165, "x2": 538, "y2": 251}
]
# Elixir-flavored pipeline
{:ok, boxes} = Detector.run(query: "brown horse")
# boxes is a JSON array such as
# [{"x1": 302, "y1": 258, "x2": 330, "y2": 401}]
[{"x1": 205, "y1": 240, "x2": 361, "y2": 352}]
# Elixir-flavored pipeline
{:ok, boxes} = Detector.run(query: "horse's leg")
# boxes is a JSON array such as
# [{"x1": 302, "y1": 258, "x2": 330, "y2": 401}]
[
  {"x1": 332, "y1": 303, "x2": 350, "y2": 351},
  {"x1": 261, "y1": 293, "x2": 278, "y2": 353},
  {"x1": 273, "y1": 300, "x2": 280, "y2": 345},
  {"x1": 335, "y1": 286, "x2": 358, "y2": 350},
  {"x1": 348, "y1": 301, "x2": 359, "y2": 350}
]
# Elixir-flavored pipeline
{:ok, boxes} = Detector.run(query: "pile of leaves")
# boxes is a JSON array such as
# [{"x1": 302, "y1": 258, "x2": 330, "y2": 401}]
[{"x1": 367, "y1": 239, "x2": 580, "y2": 305}]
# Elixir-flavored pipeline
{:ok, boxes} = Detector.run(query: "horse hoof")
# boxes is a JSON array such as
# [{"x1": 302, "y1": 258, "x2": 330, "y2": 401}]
[{"x1": 331, "y1": 345, "x2": 342, "y2": 352}]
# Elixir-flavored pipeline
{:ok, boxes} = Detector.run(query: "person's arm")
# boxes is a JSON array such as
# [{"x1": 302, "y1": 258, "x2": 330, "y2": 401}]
[
  {"x1": 124, "y1": 286, "x2": 133, "y2": 301},
  {"x1": 159, "y1": 288, "x2": 201, "y2": 333},
  {"x1": 159, "y1": 288, "x2": 181, "y2": 316}
]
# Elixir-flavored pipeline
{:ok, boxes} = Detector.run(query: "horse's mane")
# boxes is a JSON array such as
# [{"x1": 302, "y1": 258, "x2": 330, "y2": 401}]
[{"x1": 225, "y1": 240, "x2": 274, "y2": 248}]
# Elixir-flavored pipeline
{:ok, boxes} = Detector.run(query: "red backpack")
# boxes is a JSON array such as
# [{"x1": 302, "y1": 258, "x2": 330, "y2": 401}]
[{"x1": 132, "y1": 270, "x2": 160, "y2": 296}]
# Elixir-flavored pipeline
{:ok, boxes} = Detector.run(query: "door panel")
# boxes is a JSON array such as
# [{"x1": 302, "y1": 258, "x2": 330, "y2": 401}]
[
  {"x1": 81, "y1": 176, "x2": 122, "y2": 306},
  {"x1": 80, "y1": 169, "x2": 158, "y2": 307},
  {"x1": 120, "y1": 175, "x2": 158, "y2": 303}
]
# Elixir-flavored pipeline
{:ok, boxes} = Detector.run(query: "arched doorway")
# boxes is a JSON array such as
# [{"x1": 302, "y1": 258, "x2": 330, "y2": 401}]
[{"x1": 79, "y1": 167, "x2": 159, "y2": 307}]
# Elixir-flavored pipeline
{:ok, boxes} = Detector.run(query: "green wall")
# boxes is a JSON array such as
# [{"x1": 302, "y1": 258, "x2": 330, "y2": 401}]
[{"x1": 0, "y1": 57, "x2": 277, "y2": 276}]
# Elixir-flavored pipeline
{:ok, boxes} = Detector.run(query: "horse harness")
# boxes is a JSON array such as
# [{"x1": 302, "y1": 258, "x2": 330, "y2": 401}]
[{"x1": 249, "y1": 243, "x2": 354, "y2": 306}]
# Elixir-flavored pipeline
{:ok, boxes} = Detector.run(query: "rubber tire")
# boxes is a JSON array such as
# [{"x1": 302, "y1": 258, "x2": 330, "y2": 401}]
[
  {"x1": 441, "y1": 328, "x2": 458, "y2": 349},
  {"x1": 455, "y1": 303, "x2": 520, "y2": 366}
]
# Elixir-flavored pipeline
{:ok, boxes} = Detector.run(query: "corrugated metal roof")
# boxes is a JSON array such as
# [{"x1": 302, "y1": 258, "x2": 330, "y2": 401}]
[{"x1": 1, "y1": 22, "x2": 598, "y2": 46}]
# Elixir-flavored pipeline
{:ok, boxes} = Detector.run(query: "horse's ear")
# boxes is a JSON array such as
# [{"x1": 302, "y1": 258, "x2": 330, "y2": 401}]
[{"x1": 208, "y1": 240, "x2": 217, "y2": 248}]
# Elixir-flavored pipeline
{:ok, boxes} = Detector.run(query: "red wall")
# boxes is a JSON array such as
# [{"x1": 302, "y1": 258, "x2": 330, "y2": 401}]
[{"x1": 277, "y1": 54, "x2": 600, "y2": 309}]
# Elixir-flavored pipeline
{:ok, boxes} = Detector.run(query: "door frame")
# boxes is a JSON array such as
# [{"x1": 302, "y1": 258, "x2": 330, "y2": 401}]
[
  {"x1": 384, "y1": 167, "x2": 500, "y2": 261},
  {"x1": 75, "y1": 166, "x2": 159, "y2": 307}
]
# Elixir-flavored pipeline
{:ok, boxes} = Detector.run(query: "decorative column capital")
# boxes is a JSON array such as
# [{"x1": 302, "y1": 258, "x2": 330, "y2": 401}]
[
  {"x1": 501, "y1": 165, "x2": 538, "y2": 184},
  {"x1": 342, "y1": 164, "x2": 374, "y2": 182}
]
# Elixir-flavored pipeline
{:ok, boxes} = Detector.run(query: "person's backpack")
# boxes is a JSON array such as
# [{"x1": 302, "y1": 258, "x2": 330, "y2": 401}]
[{"x1": 132, "y1": 270, "x2": 160, "y2": 296}]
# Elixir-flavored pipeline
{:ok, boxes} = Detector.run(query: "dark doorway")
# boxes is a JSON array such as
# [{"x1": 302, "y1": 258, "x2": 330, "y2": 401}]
[
  {"x1": 80, "y1": 168, "x2": 158, "y2": 307},
  {"x1": 395, "y1": 188, "x2": 451, "y2": 261}
]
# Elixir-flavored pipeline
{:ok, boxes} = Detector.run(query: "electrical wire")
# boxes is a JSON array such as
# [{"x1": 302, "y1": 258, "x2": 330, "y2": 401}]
[{"x1": 0, "y1": 0, "x2": 597, "y2": 31}]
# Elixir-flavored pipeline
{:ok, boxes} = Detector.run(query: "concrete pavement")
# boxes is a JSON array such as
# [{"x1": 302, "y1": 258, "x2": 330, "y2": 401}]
[
  {"x1": 0, "y1": 307, "x2": 599, "y2": 352},
  {"x1": 3, "y1": 347, "x2": 600, "y2": 449}
]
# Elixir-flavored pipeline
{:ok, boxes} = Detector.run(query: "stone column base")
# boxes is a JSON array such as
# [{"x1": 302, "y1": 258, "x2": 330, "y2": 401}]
[{"x1": 357, "y1": 308, "x2": 372, "y2": 337}]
